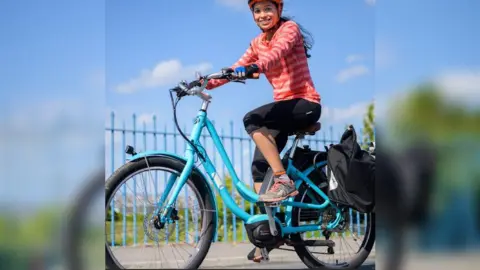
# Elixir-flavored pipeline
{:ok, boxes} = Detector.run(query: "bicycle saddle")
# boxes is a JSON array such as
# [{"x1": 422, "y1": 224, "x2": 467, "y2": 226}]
[{"x1": 290, "y1": 122, "x2": 321, "y2": 136}]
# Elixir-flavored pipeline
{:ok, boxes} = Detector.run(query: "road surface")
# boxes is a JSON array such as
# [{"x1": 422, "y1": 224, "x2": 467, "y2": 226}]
[{"x1": 109, "y1": 241, "x2": 376, "y2": 269}]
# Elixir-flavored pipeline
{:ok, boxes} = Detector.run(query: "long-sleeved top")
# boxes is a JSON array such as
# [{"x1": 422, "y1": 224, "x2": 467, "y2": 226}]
[{"x1": 205, "y1": 20, "x2": 320, "y2": 104}]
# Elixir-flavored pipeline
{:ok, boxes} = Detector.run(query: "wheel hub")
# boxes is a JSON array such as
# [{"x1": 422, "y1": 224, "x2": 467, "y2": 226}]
[{"x1": 143, "y1": 209, "x2": 177, "y2": 242}]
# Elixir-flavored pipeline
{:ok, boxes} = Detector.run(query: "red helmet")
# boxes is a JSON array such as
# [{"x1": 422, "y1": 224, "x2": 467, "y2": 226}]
[{"x1": 248, "y1": 0, "x2": 283, "y2": 10}]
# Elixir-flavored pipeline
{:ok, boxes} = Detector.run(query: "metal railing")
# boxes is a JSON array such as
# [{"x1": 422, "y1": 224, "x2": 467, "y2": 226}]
[{"x1": 106, "y1": 112, "x2": 369, "y2": 246}]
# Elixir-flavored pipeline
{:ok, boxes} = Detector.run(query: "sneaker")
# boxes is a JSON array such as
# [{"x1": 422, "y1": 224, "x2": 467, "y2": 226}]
[
  {"x1": 258, "y1": 175, "x2": 298, "y2": 202},
  {"x1": 247, "y1": 238, "x2": 286, "y2": 262},
  {"x1": 247, "y1": 247, "x2": 269, "y2": 262}
]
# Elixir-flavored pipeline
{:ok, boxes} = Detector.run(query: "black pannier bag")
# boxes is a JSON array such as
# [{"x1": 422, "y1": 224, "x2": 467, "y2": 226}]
[{"x1": 326, "y1": 126, "x2": 375, "y2": 213}]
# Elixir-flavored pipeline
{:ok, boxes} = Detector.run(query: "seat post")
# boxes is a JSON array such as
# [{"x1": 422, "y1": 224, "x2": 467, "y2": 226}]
[
  {"x1": 289, "y1": 134, "x2": 304, "y2": 159},
  {"x1": 287, "y1": 122, "x2": 320, "y2": 159}
]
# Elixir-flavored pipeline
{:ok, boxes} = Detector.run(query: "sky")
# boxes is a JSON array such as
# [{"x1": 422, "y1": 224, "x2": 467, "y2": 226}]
[
  {"x1": 103, "y1": 0, "x2": 376, "y2": 190},
  {"x1": 0, "y1": 0, "x2": 479, "y2": 205},
  {"x1": 106, "y1": 0, "x2": 375, "y2": 133}
]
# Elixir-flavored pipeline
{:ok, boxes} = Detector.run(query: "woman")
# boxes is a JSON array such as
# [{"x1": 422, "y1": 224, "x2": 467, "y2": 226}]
[
  {"x1": 206, "y1": 0, "x2": 321, "y2": 262},
  {"x1": 206, "y1": 0, "x2": 321, "y2": 204}
]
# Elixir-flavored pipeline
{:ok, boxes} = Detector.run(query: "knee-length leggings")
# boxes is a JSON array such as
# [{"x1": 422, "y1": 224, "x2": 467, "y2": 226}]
[{"x1": 242, "y1": 98, "x2": 322, "y2": 183}]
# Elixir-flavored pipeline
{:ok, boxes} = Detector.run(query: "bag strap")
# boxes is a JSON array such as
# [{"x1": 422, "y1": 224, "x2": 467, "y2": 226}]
[{"x1": 338, "y1": 125, "x2": 359, "y2": 158}]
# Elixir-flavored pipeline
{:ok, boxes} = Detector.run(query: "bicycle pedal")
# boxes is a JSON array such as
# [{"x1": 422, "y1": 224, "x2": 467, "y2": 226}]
[
  {"x1": 264, "y1": 202, "x2": 281, "y2": 207},
  {"x1": 264, "y1": 206, "x2": 278, "y2": 236}
]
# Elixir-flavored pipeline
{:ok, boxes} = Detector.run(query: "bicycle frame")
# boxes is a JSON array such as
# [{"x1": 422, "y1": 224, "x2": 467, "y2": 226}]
[{"x1": 132, "y1": 95, "x2": 343, "y2": 236}]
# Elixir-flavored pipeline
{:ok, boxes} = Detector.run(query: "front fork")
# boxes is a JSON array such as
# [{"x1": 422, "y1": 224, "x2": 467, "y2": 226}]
[
  {"x1": 154, "y1": 153, "x2": 196, "y2": 227},
  {"x1": 151, "y1": 173, "x2": 179, "y2": 229}
]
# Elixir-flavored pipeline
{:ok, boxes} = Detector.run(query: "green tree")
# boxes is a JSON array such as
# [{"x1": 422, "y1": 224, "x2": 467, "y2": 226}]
[
  {"x1": 362, "y1": 100, "x2": 375, "y2": 148},
  {"x1": 389, "y1": 83, "x2": 480, "y2": 143}
]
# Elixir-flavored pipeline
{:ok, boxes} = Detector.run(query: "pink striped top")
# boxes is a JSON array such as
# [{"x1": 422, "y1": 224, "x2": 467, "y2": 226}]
[{"x1": 205, "y1": 20, "x2": 320, "y2": 104}]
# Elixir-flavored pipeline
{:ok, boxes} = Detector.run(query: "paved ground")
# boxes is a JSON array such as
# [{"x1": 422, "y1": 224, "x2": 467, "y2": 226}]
[
  {"x1": 110, "y1": 241, "x2": 376, "y2": 269},
  {"x1": 107, "y1": 241, "x2": 480, "y2": 269}
]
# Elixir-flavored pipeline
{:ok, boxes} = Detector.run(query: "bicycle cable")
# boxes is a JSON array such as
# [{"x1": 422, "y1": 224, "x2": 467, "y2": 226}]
[{"x1": 169, "y1": 90, "x2": 206, "y2": 162}]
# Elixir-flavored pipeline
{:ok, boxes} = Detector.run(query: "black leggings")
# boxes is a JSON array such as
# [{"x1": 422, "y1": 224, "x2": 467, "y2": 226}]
[{"x1": 242, "y1": 98, "x2": 321, "y2": 183}]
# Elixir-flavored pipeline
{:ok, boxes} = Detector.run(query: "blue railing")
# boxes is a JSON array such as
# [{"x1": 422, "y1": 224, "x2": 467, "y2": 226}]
[{"x1": 106, "y1": 112, "x2": 369, "y2": 246}]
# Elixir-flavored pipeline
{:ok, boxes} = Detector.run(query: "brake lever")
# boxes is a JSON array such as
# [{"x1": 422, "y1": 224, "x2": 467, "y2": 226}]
[{"x1": 170, "y1": 87, "x2": 187, "y2": 98}]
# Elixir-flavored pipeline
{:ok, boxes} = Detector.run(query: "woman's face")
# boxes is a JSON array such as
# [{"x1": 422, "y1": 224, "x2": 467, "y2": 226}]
[{"x1": 252, "y1": 1, "x2": 280, "y2": 31}]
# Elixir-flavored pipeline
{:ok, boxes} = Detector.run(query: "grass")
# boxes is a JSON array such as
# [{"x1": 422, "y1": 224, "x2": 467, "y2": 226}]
[
  {"x1": 105, "y1": 213, "x2": 369, "y2": 247},
  {"x1": 105, "y1": 214, "x2": 248, "y2": 246}
]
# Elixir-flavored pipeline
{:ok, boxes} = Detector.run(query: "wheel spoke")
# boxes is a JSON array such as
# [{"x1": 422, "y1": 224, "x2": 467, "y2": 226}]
[{"x1": 105, "y1": 157, "x2": 216, "y2": 269}]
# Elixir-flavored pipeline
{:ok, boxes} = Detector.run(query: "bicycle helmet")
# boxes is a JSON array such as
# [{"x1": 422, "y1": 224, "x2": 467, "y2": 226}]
[{"x1": 248, "y1": 0, "x2": 283, "y2": 11}]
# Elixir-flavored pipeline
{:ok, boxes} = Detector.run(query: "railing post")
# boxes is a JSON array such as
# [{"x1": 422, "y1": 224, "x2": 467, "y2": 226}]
[
  {"x1": 143, "y1": 121, "x2": 147, "y2": 245},
  {"x1": 104, "y1": 117, "x2": 359, "y2": 245},
  {"x1": 110, "y1": 111, "x2": 115, "y2": 247},
  {"x1": 122, "y1": 121, "x2": 127, "y2": 247},
  {"x1": 132, "y1": 113, "x2": 137, "y2": 246}
]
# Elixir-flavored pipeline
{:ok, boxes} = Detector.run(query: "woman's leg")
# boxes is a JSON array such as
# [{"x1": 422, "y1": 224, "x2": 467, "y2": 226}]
[
  {"x1": 248, "y1": 130, "x2": 288, "y2": 262},
  {"x1": 251, "y1": 129, "x2": 288, "y2": 193},
  {"x1": 243, "y1": 98, "x2": 321, "y2": 202}
]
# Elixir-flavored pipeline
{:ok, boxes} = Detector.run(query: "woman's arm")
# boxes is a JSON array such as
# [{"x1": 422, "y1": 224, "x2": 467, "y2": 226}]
[
  {"x1": 205, "y1": 42, "x2": 258, "y2": 90},
  {"x1": 254, "y1": 21, "x2": 302, "y2": 72}
]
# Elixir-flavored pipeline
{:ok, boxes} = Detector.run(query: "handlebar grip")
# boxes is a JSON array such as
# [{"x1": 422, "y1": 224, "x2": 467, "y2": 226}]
[
  {"x1": 249, "y1": 73, "x2": 260, "y2": 79},
  {"x1": 188, "y1": 80, "x2": 202, "y2": 89}
]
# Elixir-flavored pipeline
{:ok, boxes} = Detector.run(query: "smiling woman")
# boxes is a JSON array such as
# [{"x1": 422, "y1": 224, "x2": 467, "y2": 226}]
[
  {"x1": 248, "y1": 0, "x2": 314, "y2": 58},
  {"x1": 206, "y1": 0, "x2": 322, "y2": 207},
  {"x1": 203, "y1": 0, "x2": 322, "y2": 262}
]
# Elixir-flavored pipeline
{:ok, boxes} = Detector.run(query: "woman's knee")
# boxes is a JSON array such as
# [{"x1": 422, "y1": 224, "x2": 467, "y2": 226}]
[
  {"x1": 242, "y1": 111, "x2": 252, "y2": 128},
  {"x1": 243, "y1": 111, "x2": 262, "y2": 135}
]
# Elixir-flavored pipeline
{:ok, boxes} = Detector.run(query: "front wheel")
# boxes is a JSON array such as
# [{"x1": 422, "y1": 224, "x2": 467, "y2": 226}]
[
  {"x1": 290, "y1": 183, "x2": 375, "y2": 269},
  {"x1": 105, "y1": 156, "x2": 216, "y2": 269}
]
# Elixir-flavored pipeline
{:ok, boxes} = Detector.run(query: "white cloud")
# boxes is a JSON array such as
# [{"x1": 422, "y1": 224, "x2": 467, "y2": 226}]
[
  {"x1": 104, "y1": 129, "x2": 124, "y2": 147},
  {"x1": 137, "y1": 113, "x2": 156, "y2": 125},
  {"x1": 335, "y1": 65, "x2": 370, "y2": 83},
  {"x1": 434, "y1": 69, "x2": 480, "y2": 104},
  {"x1": 322, "y1": 101, "x2": 370, "y2": 124},
  {"x1": 115, "y1": 59, "x2": 213, "y2": 93},
  {"x1": 346, "y1": 54, "x2": 364, "y2": 64},
  {"x1": 365, "y1": 0, "x2": 376, "y2": 6}
]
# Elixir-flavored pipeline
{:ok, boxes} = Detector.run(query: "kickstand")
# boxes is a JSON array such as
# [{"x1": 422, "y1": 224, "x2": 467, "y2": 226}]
[{"x1": 260, "y1": 247, "x2": 270, "y2": 262}]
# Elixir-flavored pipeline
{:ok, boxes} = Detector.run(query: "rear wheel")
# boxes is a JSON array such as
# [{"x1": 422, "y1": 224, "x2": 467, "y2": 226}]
[
  {"x1": 105, "y1": 156, "x2": 216, "y2": 269},
  {"x1": 290, "y1": 182, "x2": 375, "y2": 269},
  {"x1": 260, "y1": 159, "x2": 375, "y2": 269}
]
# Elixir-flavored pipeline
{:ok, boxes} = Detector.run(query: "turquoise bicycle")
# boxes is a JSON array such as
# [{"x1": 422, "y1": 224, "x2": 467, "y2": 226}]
[{"x1": 105, "y1": 68, "x2": 375, "y2": 269}]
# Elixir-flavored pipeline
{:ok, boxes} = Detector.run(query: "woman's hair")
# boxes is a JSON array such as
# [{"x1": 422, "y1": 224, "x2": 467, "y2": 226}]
[{"x1": 279, "y1": 16, "x2": 314, "y2": 58}]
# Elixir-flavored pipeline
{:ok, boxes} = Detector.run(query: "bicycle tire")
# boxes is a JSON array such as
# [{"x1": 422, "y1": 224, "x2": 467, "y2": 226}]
[
  {"x1": 290, "y1": 182, "x2": 375, "y2": 269},
  {"x1": 105, "y1": 156, "x2": 216, "y2": 269},
  {"x1": 259, "y1": 165, "x2": 375, "y2": 269}
]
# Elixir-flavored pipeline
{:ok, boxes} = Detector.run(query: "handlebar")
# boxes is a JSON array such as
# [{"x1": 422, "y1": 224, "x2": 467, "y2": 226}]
[{"x1": 169, "y1": 68, "x2": 260, "y2": 101}]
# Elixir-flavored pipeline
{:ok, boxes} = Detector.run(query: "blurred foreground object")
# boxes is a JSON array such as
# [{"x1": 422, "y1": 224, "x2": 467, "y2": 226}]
[{"x1": 376, "y1": 81, "x2": 480, "y2": 270}]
